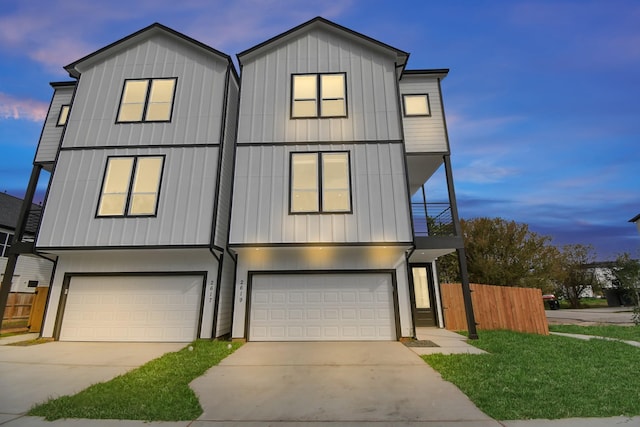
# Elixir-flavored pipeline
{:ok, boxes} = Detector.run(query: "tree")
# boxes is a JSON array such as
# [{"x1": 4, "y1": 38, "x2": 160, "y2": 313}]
[
  {"x1": 435, "y1": 217, "x2": 559, "y2": 291},
  {"x1": 554, "y1": 244, "x2": 600, "y2": 309},
  {"x1": 608, "y1": 252, "x2": 640, "y2": 325}
]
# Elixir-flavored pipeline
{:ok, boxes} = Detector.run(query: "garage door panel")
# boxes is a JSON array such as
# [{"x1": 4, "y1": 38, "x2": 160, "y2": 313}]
[
  {"x1": 60, "y1": 275, "x2": 202, "y2": 342},
  {"x1": 249, "y1": 273, "x2": 395, "y2": 341}
]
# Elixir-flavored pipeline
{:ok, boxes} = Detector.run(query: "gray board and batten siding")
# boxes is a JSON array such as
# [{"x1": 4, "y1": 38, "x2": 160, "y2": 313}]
[
  {"x1": 37, "y1": 26, "x2": 236, "y2": 250},
  {"x1": 34, "y1": 83, "x2": 75, "y2": 165},
  {"x1": 61, "y1": 33, "x2": 230, "y2": 149},
  {"x1": 399, "y1": 73, "x2": 450, "y2": 154},
  {"x1": 229, "y1": 143, "x2": 412, "y2": 245},
  {"x1": 237, "y1": 28, "x2": 403, "y2": 144},
  {"x1": 36, "y1": 146, "x2": 219, "y2": 248},
  {"x1": 214, "y1": 75, "x2": 240, "y2": 250}
]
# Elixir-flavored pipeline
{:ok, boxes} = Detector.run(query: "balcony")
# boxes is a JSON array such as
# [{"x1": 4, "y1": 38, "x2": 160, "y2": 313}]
[
  {"x1": 412, "y1": 202, "x2": 455, "y2": 237},
  {"x1": 410, "y1": 202, "x2": 463, "y2": 263}
]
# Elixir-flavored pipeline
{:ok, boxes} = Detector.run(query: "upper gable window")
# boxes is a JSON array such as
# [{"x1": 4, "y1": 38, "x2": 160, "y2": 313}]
[
  {"x1": 116, "y1": 78, "x2": 177, "y2": 123},
  {"x1": 291, "y1": 73, "x2": 347, "y2": 118},
  {"x1": 402, "y1": 94, "x2": 431, "y2": 117},
  {"x1": 56, "y1": 105, "x2": 70, "y2": 126},
  {"x1": 97, "y1": 156, "x2": 164, "y2": 217}
]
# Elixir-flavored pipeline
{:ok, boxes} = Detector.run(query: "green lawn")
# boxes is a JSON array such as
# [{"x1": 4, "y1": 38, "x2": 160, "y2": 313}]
[
  {"x1": 29, "y1": 340, "x2": 242, "y2": 421},
  {"x1": 558, "y1": 297, "x2": 609, "y2": 309},
  {"x1": 424, "y1": 330, "x2": 640, "y2": 420},
  {"x1": 549, "y1": 324, "x2": 640, "y2": 342}
]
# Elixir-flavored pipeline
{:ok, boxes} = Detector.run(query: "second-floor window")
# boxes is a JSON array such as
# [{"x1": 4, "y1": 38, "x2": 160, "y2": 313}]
[
  {"x1": 56, "y1": 105, "x2": 70, "y2": 126},
  {"x1": 402, "y1": 94, "x2": 431, "y2": 117},
  {"x1": 97, "y1": 156, "x2": 164, "y2": 217},
  {"x1": 291, "y1": 73, "x2": 347, "y2": 118},
  {"x1": 116, "y1": 78, "x2": 177, "y2": 123},
  {"x1": 0, "y1": 231, "x2": 12, "y2": 257},
  {"x1": 290, "y1": 152, "x2": 351, "y2": 213}
]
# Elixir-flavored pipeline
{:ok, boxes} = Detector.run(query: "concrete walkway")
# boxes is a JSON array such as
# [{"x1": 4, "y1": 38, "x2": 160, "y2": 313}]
[{"x1": 412, "y1": 327, "x2": 487, "y2": 355}]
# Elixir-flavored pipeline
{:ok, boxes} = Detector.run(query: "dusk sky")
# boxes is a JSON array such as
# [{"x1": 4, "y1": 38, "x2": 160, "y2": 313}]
[{"x1": 0, "y1": 1, "x2": 638, "y2": 259}]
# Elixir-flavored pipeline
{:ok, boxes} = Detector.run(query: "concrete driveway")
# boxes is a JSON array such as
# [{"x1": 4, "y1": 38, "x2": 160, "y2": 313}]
[
  {"x1": 0, "y1": 341, "x2": 183, "y2": 421},
  {"x1": 190, "y1": 341, "x2": 500, "y2": 426}
]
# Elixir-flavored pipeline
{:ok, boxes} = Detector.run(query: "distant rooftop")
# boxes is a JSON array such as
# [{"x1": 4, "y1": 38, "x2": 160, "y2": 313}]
[{"x1": 0, "y1": 192, "x2": 41, "y2": 234}]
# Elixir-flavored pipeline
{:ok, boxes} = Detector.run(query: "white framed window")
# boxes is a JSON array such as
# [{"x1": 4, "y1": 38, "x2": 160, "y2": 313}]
[
  {"x1": 291, "y1": 73, "x2": 346, "y2": 118},
  {"x1": 402, "y1": 94, "x2": 431, "y2": 117},
  {"x1": 56, "y1": 105, "x2": 70, "y2": 126},
  {"x1": 290, "y1": 152, "x2": 351, "y2": 214},
  {"x1": 0, "y1": 231, "x2": 12, "y2": 257},
  {"x1": 116, "y1": 78, "x2": 177, "y2": 123},
  {"x1": 97, "y1": 156, "x2": 164, "y2": 217}
]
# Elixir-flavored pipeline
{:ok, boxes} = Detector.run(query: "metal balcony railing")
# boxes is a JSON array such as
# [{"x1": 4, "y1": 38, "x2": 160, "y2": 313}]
[{"x1": 411, "y1": 202, "x2": 455, "y2": 237}]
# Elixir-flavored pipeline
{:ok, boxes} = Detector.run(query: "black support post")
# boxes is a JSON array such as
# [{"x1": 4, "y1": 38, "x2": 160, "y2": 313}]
[
  {"x1": 443, "y1": 155, "x2": 478, "y2": 339},
  {"x1": 0, "y1": 165, "x2": 42, "y2": 328}
]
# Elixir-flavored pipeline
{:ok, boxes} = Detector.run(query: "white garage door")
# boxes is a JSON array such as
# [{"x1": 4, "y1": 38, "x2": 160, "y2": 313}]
[
  {"x1": 60, "y1": 275, "x2": 203, "y2": 342},
  {"x1": 249, "y1": 273, "x2": 396, "y2": 341}
]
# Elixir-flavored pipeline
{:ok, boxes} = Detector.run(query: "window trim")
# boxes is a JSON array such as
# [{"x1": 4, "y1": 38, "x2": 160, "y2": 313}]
[
  {"x1": 95, "y1": 155, "x2": 165, "y2": 218},
  {"x1": 402, "y1": 93, "x2": 431, "y2": 117},
  {"x1": 0, "y1": 231, "x2": 12, "y2": 258},
  {"x1": 56, "y1": 104, "x2": 70, "y2": 127},
  {"x1": 290, "y1": 72, "x2": 348, "y2": 119},
  {"x1": 115, "y1": 77, "x2": 178, "y2": 124},
  {"x1": 288, "y1": 151, "x2": 353, "y2": 215}
]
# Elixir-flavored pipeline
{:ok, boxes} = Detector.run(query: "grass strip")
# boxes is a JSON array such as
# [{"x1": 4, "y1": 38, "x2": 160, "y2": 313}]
[
  {"x1": 549, "y1": 324, "x2": 640, "y2": 342},
  {"x1": 424, "y1": 330, "x2": 640, "y2": 420},
  {"x1": 28, "y1": 340, "x2": 242, "y2": 421}
]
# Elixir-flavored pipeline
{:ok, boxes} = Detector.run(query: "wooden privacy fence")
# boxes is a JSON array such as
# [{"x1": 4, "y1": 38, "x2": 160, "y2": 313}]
[
  {"x1": 441, "y1": 283, "x2": 549, "y2": 335},
  {"x1": 1, "y1": 287, "x2": 49, "y2": 332},
  {"x1": 2, "y1": 292, "x2": 34, "y2": 322}
]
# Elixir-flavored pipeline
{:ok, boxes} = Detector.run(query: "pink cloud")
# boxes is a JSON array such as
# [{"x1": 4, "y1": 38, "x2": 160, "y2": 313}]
[{"x1": 0, "y1": 93, "x2": 48, "y2": 122}]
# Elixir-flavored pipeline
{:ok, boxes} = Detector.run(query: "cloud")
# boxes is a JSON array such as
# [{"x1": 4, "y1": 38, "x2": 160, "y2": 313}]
[
  {"x1": 455, "y1": 158, "x2": 519, "y2": 184},
  {"x1": 0, "y1": 92, "x2": 48, "y2": 122},
  {"x1": 0, "y1": 0, "x2": 356, "y2": 74}
]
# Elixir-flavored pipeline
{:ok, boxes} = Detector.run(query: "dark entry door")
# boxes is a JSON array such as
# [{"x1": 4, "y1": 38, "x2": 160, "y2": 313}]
[{"x1": 412, "y1": 266, "x2": 437, "y2": 327}]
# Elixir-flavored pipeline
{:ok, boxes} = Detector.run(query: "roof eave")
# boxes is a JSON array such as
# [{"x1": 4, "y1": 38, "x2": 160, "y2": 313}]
[
  {"x1": 237, "y1": 16, "x2": 409, "y2": 68},
  {"x1": 64, "y1": 23, "x2": 234, "y2": 78}
]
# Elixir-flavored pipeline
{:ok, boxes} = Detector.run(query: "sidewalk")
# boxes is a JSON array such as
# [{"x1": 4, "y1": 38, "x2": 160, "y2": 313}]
[{"x1": 550, "y1": 331, "x2": 640, "y2": 348}]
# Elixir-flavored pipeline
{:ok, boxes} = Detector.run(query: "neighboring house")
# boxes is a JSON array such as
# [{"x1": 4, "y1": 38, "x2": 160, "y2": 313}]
[
  {"x1": 630, "y1": 214, "x2": 640, "y2": 235},
  {"x1": 10, "y1": 17, "x2": 475, "y2": 343},
  {"x1": 31, "y1": 23, "x2": 239, "y2": 342},
  {"x1": 0, "y1": 193, "x2": 53, "y2": 293}
]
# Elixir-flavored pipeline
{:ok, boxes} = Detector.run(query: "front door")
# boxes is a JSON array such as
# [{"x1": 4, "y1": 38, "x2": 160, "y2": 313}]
[{"x1": 412, "y1": 266, "x2": 437, "y2": 327}]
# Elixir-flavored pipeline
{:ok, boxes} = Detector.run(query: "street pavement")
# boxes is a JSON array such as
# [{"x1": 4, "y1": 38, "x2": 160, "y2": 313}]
[{"x1": 546, "y1": 306, "x2": 635, "y2": 325}]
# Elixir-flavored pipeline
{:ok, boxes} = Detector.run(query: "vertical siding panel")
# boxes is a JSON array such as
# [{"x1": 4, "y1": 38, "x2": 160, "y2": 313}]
[
  {"x1": 38, "y1": 146, "x2": 218, "y2": 248},
  {"x1": 62, "y1": 35, "x2": 227, "y2": 149},
  {"x1": 215, "y1": 77, "x2": 238, "y2": 249},
  {"x1": 400, "y1": 77, "x2": 448, "y2": 153},
  {"x1": 353, "y1": 144, "x2": 371, "y2": 241},
  {"x1": 270, "y1": 146, "x2": 285, "y2": 242},
  {"x1": 35, "y1": 85, "x2": 74, "y2": 163}
]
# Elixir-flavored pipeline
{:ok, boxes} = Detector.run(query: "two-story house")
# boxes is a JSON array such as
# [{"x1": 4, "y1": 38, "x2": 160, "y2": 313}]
[
  {"x1": 3, "y1": 17, "x2": 476, "y2": 342},
  {"x1": 228, "y1": 18, "x2": 476, "y2": 341}
]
